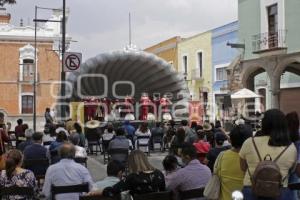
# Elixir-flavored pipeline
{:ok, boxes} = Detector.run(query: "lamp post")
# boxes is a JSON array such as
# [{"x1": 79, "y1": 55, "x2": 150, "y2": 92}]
[
  {"x1": 61, "y1": 0, "x2": 66, "y2": 120},
  {"x1": 33, "y1": 6, "x2": 63, "y2": 132}
]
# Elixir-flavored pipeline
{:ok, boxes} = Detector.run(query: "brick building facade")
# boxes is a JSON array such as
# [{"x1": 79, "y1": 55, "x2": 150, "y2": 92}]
[{"x1": 0, "y1": 8, "x2": 70, "y2": 128}]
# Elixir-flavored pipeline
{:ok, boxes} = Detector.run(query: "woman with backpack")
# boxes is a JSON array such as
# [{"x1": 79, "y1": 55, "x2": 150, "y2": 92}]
[{"x1": 239, "y1": 109, "x2": 297, "y2": 200}]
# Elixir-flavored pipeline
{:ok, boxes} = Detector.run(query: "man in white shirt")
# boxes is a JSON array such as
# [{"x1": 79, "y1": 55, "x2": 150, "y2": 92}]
[
  {"x1": 42, "y1": 143, "x2": 93, "y2": 200},
  {"x1": 69, "y1": 133, "x2": 87, "y2": 158}
]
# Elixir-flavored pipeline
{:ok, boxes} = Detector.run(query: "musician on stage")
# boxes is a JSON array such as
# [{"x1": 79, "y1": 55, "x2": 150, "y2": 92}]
[{"x1": 140, "y1": 93, "x2": 151, "y2": 120}]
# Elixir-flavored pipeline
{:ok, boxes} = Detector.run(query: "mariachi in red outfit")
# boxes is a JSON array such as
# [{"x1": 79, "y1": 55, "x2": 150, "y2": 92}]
[{"x1": 139, "y1": 93, "x2": 151, "y2": 120}]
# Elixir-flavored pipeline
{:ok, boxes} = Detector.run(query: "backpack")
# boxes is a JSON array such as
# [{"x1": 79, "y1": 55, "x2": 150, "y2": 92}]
[{"x1": 248, "y1": 137, "x2": 290, "y2": 198}]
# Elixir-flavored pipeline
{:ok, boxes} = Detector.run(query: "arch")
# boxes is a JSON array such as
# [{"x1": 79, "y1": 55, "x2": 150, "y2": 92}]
[
  {"x1": 241, "y1": 64, "x2": 269, "y2": 88},
  {"x1": 274, "y1": 56, "x2": 300, "y2": 76}
]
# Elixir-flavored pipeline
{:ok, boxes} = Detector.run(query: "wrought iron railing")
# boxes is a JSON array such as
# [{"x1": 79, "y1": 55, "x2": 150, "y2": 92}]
[{"x1": 252, "y1": 30, "x2": 287, "y2": 52}]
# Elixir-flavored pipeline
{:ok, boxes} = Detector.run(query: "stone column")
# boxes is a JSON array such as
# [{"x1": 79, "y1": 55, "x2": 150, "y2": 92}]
[{"x1": 270, "y1": 74, "x2": 280, "y2": 109}]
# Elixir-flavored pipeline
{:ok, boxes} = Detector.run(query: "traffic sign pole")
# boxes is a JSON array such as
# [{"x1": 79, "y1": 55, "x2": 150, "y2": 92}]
[{"x1": 63, "y1": 52, "x2": 82, "y2": 72}]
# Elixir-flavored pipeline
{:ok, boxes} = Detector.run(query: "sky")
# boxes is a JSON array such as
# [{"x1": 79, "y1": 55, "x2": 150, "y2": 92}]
[{"x1": 5, "y1": 0, "x2": 238, "y2": 61}]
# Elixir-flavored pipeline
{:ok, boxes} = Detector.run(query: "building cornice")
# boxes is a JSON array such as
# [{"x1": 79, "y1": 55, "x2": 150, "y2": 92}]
[{"x1": 212, "y1": 24, "x2": 238, "y2": 39}]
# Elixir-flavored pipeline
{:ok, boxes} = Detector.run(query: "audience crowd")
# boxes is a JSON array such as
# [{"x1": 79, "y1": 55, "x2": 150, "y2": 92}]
[{"x1": 0, "y1": 108, "x2": 299, "y2": 200}]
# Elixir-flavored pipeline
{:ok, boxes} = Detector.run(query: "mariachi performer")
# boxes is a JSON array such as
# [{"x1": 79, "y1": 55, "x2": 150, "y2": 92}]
[
  {"x1": 125, "y1": 95, "x2": 134, "y2": 114},
  {"x1": 102, "y1": 97, "x2": 111, "y2": 115},
  {"x1": 160, "y1": 95, "x2": 172, "y2": 113},
  {"x1": 140, "y1": 93, "x2": 151, "y2": 120},
  {"x1": 152, "y1": 95, "x2": 160, "y2": 118},
  {"x1": 84, "y1": 98, "x2": 95, "y2": 121},
  {"x1": 95, "y1": 102, "x2": 104, "y2": 121},
  {"x1": 160, "y1": 95, "x2": 173, "y2": 121}
]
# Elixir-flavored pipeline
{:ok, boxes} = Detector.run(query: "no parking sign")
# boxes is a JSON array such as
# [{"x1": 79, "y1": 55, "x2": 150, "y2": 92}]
[{"x1": 63, "y1": 52, "x2": 82, "y2": 72}]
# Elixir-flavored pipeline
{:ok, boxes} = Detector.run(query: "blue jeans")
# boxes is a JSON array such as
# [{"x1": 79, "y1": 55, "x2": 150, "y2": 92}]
[
  {"x1": 242, "y1": 186, "x2": 295, "y2": 200},
  {"x1": 289, "y1": 172, "x2": 300, "y2": 200}
]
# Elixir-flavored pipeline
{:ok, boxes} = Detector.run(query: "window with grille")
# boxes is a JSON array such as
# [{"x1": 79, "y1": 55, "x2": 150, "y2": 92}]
[
  {"x1": 197, "y1": 52, "x2": 203, "y2": 77},
  {"x1": 22, "y1": 59, "x2": 34, "y2": 81},
  {"x1": 21, "y1": 95, "x2": 33, "y2": 114},
  {"x1": 183, "y1": 55, "x2": 188, "y2": 74},
  {"x1": 216, "y1": 67, "x2": 227, "y2": 81},
  {"x1": 267, "y1": 4, "x2": 278, "y2": 48}
]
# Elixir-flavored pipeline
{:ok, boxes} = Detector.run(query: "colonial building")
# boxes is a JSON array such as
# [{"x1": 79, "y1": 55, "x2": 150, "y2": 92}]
[
  {"x1": 228, "y1": 0, "x2": 300, "y2": 115},
  {"x1": 212, "y1": 21, "x2": 238, "y2": 121},
  {"x1": 177, "y1": 31, "x2": 213, "y2": 120},
  {"x1": 144, "y1": 36, "x2": 182, "y2": 71},
  {"x1": 0, "y1": 8, "x2": 71, "y2": 127}
]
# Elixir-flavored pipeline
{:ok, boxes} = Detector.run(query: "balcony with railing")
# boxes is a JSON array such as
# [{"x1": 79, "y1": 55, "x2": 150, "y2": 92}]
[
  {"x1": 191, "y1": 68, "x2": 203, "y2": 81},
  {"x1": 252, "y1": 30, "x2": 287, "y2": 53},
  {"x1": 17, "y1": 72, "x2": 39, "y2": 83}
]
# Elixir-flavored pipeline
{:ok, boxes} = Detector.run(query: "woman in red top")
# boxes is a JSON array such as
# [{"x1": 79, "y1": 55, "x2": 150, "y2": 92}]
[
  {"x1": 0, "y1": 112, "x2": 9, "y2": 169},
  {"x1": 193, "y1": 130, "x2": 211, "y2": 163}
]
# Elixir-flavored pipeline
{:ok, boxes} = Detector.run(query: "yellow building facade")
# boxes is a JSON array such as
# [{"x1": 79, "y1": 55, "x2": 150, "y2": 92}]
[
  {"x1": 144, "y1": 36, "x2": 181, "y2": 71},
  {"x1": 177, "y1": 31, "x2": 213, "y2": 119}
]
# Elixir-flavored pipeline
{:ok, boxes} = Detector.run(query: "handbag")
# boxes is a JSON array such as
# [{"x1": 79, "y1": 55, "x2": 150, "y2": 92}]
[{"x1": 204, "y1": 151, "x2": 224, "y2": 200}]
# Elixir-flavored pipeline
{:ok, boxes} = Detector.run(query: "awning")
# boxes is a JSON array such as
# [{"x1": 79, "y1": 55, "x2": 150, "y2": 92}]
[{"x1": 231, "y1": 88, "x2": 262, "y2": 99}]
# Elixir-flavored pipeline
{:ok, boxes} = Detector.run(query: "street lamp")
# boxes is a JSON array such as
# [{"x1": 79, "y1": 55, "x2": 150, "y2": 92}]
[{"x1": 33, "y1": 5, "x2": 64, "y2": 132}]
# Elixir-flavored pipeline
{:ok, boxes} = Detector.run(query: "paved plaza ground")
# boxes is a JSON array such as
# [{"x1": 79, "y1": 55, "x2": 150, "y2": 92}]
[{"x1": 87, "y1": 151, "x2": 168, "y2": 182}]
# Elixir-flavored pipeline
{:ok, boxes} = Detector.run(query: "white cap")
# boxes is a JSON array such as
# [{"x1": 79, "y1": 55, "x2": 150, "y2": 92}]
[{"x1": 25, "y1": 128, "x2": 34, "y2": 138}]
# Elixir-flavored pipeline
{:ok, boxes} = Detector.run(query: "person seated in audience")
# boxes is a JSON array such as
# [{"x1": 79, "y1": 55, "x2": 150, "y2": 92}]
[
  {"x1": 150, "y1": 122, "x2": 164, "y2": 150},
  {"x1": 162, "y1": 120, "x2": 176, "y2": 150},
  {"x1": 49, "y1": 131, "x2": 68, "y2": 164},
  {"x1": 203, "y1": 122, "x2": 214, "y2": 147},
  {"x1": 69, "y1": 133, "x2": 87, "y2": 158},
  {"x1": 122, "y1": 120, "x2": 135, "y2": 147},
  {"x1": 166, "y1": 144, "x2": 211, "y2": 200},
  {"x1": 240, "y1": 109, "x2": 296, "y2": 199},
  {"x1": 89, "y1": 150, "x2": 165, "y2": 197},
  {"x1": 213, "y1": 120, "x2": 227, "y2": 134},
  {"x1": 21, "y1": 123, "x2": 29, "y2": 134},
  {"x1": 108, "y1": 127, "x2": 129, "y2": 163},
  {"x1": 55, "y1": 122, "x2": 69, "y2": 137},
  {"x1": 73, "y1": 122, "x2": 86, "y2": 147},
  {"x1": 217, "y1": 124, "x2": 252, "y2": 200},
  {"x1": 65, "y1": 118, "x2": 76, "y2": 133},
  {"x1": 17, "y1": 128, "x2": 34, "y2": 152},
  {"x1": 0, "y1": 149, "x2": 36, "y2": 199},
  {"x1": 23, "y1": 132, "x2": 49, "y2": 175},
  {"x1": 102, "y1": 123, "x2": 116, "y2": 152},
  {"x1": 135, "y1": 122, "x2": 151, "y2": 152},
  {"x1": 49, "y1": 131, "x2": 67, "y2": 152},
  {"x1": 170, "y1": 128, "x2": 186, "y2": 164},
  {"x1": 92, "y1": 160, "x2": 125, "y2": 191},
  {"x1": 103, "y1": 123, "x2": 116, "y2": 140},
  {"x1": 203, "y1": 132, "x2": 230, "y2": 172},
  {"x1": 43, "y1": 125, "x2": 56, "y2": 145},
  {"x1": 42, "y1": 142, "x2": 93, "y2": 200},
  {"x1": 181, "y1": 120, "x2": 198, "y2": 144},
  {"x1": 162, "y1": 155, "x2": 179, "y2": 185},
  {"x1": 193, "y1": 130, "x2": 211, "y2": 163}
]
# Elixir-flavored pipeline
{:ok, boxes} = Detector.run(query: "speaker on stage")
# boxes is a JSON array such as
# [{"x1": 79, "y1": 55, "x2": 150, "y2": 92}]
[{"x1": 223, "y1": 95, "x2": 232, "y2": 109}]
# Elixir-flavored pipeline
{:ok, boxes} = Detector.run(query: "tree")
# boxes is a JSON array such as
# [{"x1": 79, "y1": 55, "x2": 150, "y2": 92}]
[{"x1": 0, "y1": 0, "x2": 16, "y2": 6}]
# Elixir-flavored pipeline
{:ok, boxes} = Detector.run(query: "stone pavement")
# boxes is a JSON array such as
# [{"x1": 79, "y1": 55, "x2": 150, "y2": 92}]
[{"x1": 87, "y1": 151, "x2": 168, "y2": 182}]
